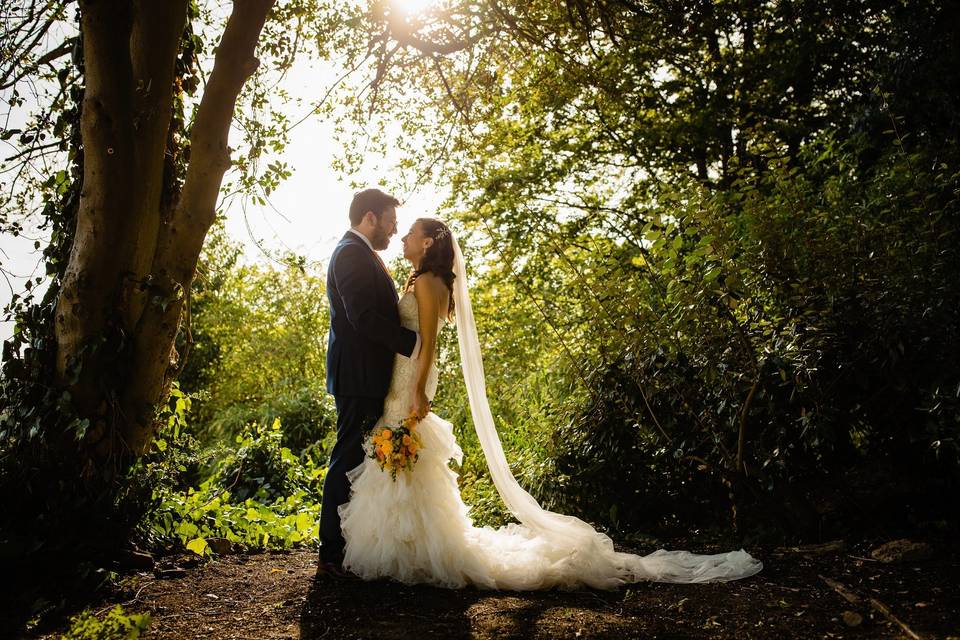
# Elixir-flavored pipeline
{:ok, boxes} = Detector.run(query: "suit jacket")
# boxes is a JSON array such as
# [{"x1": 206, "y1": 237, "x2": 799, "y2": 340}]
[{"x1": 326, "y1": 231, "x2": 418, "y2": 398}]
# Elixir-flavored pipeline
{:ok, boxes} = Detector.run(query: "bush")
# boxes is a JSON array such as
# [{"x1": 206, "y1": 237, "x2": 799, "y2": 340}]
[
  {"x1": 140, "y1": 418, "x2": 325, "y2": 556},
  {"x1": 178, "y1": 229, "x2": 335, "y2": 454},
  {"x1": 540, "y1": 133, "x2": 960, "y2": 536},
  {"x1": 211, "y1": 419, "x2": 323, "y2": 503},
  {"x1": 61, "y1": 606, "x2": 151, "y2": 640}
]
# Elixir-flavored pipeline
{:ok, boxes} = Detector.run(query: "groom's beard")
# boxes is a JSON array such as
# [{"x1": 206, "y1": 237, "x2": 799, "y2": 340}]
[{"x1": 371, "y1": 224, "x2": 391, "y2": 250}]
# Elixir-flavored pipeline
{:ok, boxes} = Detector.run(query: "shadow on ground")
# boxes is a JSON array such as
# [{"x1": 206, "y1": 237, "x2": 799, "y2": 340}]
[
  {"x1": 301, "y1": 573, "x2": 631, "y2": 640},
  {"x1": 22, "y1": 542, "x2": 960, "y2": 639}
]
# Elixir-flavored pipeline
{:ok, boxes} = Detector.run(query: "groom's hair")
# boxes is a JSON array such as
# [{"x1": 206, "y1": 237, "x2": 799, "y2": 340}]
[{"x1": 349, "y1": 188, "x2": 400, "y2": 226}]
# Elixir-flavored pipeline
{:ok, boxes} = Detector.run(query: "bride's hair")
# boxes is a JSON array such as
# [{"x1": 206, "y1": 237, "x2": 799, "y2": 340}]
[{"x1": 405, "y1": 218, "x2": 456, "y2": 318}]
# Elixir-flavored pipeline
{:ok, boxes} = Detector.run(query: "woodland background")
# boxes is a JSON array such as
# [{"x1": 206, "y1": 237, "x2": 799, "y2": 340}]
[{"x1": 0, "y1": 0, "x2": 957, "y2": 635}]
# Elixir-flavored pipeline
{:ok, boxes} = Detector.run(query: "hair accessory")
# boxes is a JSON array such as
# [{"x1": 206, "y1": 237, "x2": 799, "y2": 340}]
[{"x1": 434, "y1": 227, "x2": 451, "y2": 240}]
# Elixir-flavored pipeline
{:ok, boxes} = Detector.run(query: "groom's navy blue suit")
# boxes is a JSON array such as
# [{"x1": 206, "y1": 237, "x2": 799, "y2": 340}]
[{"x1": 321, "y1": 230, "x2": 418, "y2": 564}]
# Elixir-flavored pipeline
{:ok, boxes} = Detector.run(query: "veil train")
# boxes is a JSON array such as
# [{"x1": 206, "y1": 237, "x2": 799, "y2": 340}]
[{"x1": 449, "y1": 235, "x2": 763, "y2": 586}]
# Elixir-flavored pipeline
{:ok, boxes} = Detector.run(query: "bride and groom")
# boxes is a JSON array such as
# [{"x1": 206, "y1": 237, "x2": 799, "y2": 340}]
[{"x1": 318, "y1": 188, "x2": 762, "y2": 589}]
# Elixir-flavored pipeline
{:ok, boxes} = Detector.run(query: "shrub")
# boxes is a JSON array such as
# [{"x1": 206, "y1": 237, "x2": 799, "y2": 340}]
[
  {"x1": 61, "y1": 606, "x2": 150, "y2": 640},
  {"x1": 140, "y1": 418, "x2": 325, "y2": 555}
]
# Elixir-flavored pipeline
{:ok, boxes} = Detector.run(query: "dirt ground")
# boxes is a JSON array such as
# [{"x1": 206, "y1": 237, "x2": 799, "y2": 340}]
[{"x1": 39, "y1": 538, "x2": 960, "y2": 640}]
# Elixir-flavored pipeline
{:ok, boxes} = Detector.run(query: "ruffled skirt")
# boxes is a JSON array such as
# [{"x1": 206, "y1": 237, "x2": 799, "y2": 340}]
[{"x1": 338, "y1": 412, "x2": 762, "y2": 590}]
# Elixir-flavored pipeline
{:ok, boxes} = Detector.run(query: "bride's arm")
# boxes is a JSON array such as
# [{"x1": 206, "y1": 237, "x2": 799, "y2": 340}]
[{"x1": 410, "y1": 273, "x2": 445, "y2": 418}]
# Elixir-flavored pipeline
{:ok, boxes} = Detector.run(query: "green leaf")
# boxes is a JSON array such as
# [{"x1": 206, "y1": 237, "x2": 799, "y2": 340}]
[
  {"x1": 186, "y1": 537, "x2": 208, "y2": 556},
  {"x1": 295, "y1": 512, "x2": 312, "y2": 532}
]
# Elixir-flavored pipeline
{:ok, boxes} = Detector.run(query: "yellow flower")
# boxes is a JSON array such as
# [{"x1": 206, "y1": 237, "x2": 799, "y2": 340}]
[{"x1": 382, "y1": 442, "x2": 393, "y2": 455}]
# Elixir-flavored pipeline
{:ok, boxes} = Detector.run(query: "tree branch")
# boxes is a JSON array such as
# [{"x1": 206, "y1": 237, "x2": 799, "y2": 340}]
[
  {"x1": 0, "y1": 36, "x2": 75, "y2": 91},
  {"x1": 387, "y1": 12, "x2": 483, "y2": 55},
  {"x1": 0, "y1": 0, "x2": 68, "y2": 90}
]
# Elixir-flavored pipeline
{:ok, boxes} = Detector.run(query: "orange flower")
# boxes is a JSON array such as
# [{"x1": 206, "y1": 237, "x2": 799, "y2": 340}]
[{"x1": 368, "y1": 416, "x2": 424, "y2": 478}]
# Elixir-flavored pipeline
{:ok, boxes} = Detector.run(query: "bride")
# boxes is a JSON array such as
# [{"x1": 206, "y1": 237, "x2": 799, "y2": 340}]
[{"x1": 338, "y1": 218, "x2": 763, "y2": 589}]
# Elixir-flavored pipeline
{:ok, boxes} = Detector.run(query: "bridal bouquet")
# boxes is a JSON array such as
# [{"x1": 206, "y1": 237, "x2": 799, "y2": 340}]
[{"x1": 370, "y1": 413, "x2": 422, "y2": 480}]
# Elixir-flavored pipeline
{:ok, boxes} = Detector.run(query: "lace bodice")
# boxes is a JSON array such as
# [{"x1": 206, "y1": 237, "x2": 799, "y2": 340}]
[{"x1": 381, "y1": 292, "x2": 441, "y2": 424}]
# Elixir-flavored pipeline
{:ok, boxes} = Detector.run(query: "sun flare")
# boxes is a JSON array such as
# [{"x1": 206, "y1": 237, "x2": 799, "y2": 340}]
[{"x1": 392, "y1": 0, "x2": 438, "y2": 17}]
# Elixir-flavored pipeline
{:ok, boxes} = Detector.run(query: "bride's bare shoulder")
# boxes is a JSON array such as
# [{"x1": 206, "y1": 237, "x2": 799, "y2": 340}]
[
  {"x1": 412, "y1": 272, "x2": 449, "y2": 312},
  {"x1": 412, "y1": 271, "x2": 445, "y2": 293}
]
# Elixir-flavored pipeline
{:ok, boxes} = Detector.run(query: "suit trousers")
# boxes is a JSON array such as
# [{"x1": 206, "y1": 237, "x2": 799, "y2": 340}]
[{"x1": 319, "y1": 394, "x2": 384, "y2": 564}]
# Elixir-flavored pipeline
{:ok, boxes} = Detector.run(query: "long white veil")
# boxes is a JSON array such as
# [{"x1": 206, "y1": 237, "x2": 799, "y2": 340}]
[{"x1": 449, "y1": 234, "x2": 763, "y2": 586}]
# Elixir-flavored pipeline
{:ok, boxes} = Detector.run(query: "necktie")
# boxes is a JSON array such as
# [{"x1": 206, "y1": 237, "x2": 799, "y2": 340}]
[{"x1": 373, "y1": 251, "x2": 394, "y2": 286}]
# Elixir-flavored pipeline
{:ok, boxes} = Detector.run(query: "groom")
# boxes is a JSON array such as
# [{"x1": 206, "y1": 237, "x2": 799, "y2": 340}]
[{"x1": 318, "y1": 188, "x2": 420, "y2": 576}]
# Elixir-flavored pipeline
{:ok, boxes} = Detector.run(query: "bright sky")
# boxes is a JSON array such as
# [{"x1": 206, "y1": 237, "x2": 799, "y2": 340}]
[
  {"x1": 222, "y1": 0, "x2": 448, "y2": 268},
  {"x1": 223, "y1": 58, "x2": 446, "y2": 268},
  {"x1": 0, "y1": 41, "x2": 446, "y2": 343}
]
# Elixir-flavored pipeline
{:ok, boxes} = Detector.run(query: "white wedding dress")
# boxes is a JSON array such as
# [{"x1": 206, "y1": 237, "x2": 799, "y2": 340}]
[{"x1": 339, "y1": 240, "x2": 762, "y2": 590}]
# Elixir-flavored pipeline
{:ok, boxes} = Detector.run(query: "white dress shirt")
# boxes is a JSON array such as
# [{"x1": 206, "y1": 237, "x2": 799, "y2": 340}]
[{"x1": 348, "y1": 227, "x2": 374, "y2": 251}]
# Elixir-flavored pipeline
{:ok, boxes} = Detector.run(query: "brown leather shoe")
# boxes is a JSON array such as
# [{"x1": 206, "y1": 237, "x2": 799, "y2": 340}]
[{"x1": 315, "y1": 561, "x2": 358, "y2": 580}]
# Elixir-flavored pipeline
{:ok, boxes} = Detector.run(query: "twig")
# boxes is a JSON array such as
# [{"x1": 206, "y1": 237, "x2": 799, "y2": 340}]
[
  {"x1": 868, "y1": 597, "x2": 923, "y2": 640},
  {"x1": 818, "y1": 574, "x2": 861, "y2": 604},
  {"x1": 95, "y1": 581, "x2": 156, "y2": 615},
  {"x1": 819, "y1": 574, "x2": 923, "y2": 640},
  {"x1": 775, "y1": 540, "x2": 846, "y2": 555}
]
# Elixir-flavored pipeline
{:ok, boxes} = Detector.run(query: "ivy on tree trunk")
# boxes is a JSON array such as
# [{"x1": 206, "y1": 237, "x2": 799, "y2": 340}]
[{"x1": 53, "y1": 0, "x2": 277, "y2": 474}]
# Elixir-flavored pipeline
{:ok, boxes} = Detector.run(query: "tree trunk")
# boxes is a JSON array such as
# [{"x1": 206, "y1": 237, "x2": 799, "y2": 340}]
[
  {"x1": 124, "y1": 0, "x2": 192, "y2": 329},
  {"x1": 120, "y1": 0, "x2": 276, "y2": 457},
  {"x1": 54, "y1": 0, "x2": 140, "y2": 425},
  {"x1": 53, "y1": 0, "x2": 277, "y2": 472}
]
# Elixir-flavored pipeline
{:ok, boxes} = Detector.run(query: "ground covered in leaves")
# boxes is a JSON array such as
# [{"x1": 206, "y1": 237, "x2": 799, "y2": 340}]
[{"x1": 33, "y1": 537, "x2": 960, "y2": 640}]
